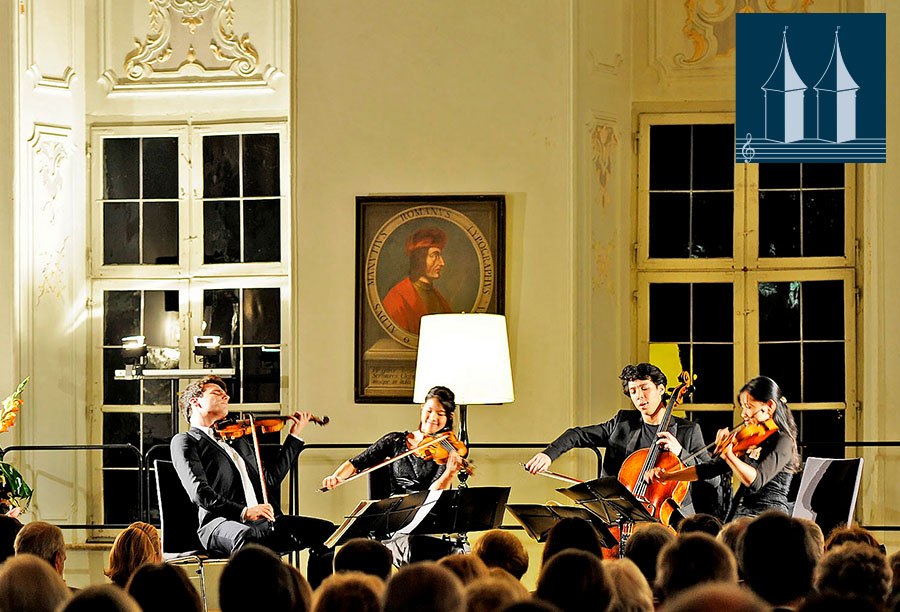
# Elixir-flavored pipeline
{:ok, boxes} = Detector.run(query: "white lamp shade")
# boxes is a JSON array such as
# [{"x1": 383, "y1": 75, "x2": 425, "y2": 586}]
[{"x1": 413, "y1": 313, "x2": 514, "y2": 405}]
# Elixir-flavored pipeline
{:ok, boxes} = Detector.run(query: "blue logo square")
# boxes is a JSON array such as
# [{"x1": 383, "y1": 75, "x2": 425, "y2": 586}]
[{"x1": 736, "y1": 13, "x2": 885, "y2": 163}]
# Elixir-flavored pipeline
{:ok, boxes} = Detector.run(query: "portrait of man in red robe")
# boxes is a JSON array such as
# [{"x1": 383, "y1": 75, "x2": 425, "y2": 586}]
[{"x1": 381, "y1": 227, "x2": 452, "y2": 334}]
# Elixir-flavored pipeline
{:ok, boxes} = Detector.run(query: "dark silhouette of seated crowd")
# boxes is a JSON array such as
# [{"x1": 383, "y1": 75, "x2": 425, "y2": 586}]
[{"x1": 0, "y1": 513, "x2": 898, "y2": 611}]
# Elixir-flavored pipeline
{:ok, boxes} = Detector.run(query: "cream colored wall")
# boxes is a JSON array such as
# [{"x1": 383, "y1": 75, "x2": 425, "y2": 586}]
[
  {"x1": 0, "y1": 1, "x2": 15, "y2": 393},
  {"x1": 291, "y1": 0, "x2": 594, "y2": 525}
]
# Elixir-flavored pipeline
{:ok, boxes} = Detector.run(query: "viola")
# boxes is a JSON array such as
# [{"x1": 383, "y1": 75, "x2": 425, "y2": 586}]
[
  {"x1": 409, "y1": 430, "x2": 475, "y2": 474},
  {"x1": 713, "y1": 418, "x2": 778, "y2": 458},
  {"x1": 215, "y1": 413, "x2": 329, "y2": 441}
]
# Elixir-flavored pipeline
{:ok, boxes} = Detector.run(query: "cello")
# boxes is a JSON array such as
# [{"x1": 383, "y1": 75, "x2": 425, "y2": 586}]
[{"x1": 609, "y1": 370, "x2": 694, "y2": 556}]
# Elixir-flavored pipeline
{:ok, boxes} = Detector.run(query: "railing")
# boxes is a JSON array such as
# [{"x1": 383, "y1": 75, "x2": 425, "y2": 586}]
[{"x1": 1, "y1": 440, "x2": 899, "y2": 532}]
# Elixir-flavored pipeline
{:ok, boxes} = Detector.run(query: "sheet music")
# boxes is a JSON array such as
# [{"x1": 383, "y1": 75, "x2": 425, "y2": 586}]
[{"x1": 324, "y1": 499, "x2": 377, "y2": 548}]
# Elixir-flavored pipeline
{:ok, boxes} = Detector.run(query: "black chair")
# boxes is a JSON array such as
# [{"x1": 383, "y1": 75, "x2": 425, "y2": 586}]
[{"x1": 154, "y1": 459, "x2": 228, "y2": 612}]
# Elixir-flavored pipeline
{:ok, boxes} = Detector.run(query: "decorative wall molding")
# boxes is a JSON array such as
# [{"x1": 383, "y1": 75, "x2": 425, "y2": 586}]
[
  {"x1": 27, "y1": 124, "x2": 72, "y2": 306},
  {"x1": 100, "y1": 0, "x2": 283, "y2": 93},
  {"x1": 589, "y1": 121, "x2": 619, "y2": 209},
  {"x1": 25, "y1": 0, "x2": 77, "y2": 92}
]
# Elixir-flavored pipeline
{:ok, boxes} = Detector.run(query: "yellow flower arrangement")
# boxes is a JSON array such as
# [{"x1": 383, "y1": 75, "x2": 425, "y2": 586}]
[{"x1": 0, "y1": 377, "x2": 33, "y2": 512}]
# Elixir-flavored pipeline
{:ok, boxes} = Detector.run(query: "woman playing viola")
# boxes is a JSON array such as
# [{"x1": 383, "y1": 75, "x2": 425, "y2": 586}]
[
  {"x1": 650, "y1": 376, "x2": 801, "y2": 520},
  {"x1": 321, "y1": 385, "x2": 464, "y2": 494}
]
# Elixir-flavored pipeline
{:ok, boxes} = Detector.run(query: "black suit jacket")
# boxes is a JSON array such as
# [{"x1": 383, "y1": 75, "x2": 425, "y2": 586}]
[
  {"x1": 170, "y1": 427, "x2": 303, "y2": 548},
  {"x1": 542, "y1": 409, "x2": 720, "y2": 515}
]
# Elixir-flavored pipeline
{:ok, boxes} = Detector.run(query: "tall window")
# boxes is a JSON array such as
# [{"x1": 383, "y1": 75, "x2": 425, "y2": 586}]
[
  {"x1": 637, "y1": 113, "x2": 855, "y2": 457},
  {"x1": 90, "y1": 122, "x2": 289, "y2": 526}
]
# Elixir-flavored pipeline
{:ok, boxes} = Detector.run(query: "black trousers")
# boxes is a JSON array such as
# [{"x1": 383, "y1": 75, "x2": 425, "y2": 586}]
[{"x1": 207, "y1": 514, "x2": 336, "y2": 587}]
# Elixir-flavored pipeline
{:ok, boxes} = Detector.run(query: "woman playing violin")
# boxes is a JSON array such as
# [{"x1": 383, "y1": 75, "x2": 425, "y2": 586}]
[
  {"x1": 650, "y1": 376, "x2": 801, "y2": 520},
  {"x1": 321, "y1": 385, "x2": 465, "y2": 494}
]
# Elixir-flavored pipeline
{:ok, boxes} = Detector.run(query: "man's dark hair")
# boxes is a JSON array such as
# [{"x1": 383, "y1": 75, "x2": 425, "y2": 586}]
[
  {"x1": 815, "y1": 542, "x2": 891, "y2": 607},
  {"x1": 0, "y1": 516, "x2": 23, "y2": 565},
  {"x1": 824, "y1": 524, "x2": 883, "y2": 553},
  {"x1": 178, "y1": 375, "x2": 227, "y2": 422},
  {"x1": 334, "y1": 538, "x2": 393, "y2": 581},
  {"x1": 541, "y1": 517, "x2": 604, "y2": 567},
  {"x1": 220, "y1": 544, "x2": 311, "y2": 612},
  {"x1": 472, "y1": 529, "x2": 529, "y2": 579},
  {"x1": 623, "y1": 523, "x2": 674, "y2": 587},
  {"x1": 619, "y1": 363, "x2": 667, "y2": 397},
  {"x1": 535, "y1": 549, "x2": 612, "y2": 612},
  {"x1": 739, "y1": 510, "x2": 818, "y2": 606},
  {"x1": 126, "y1": 563, "x2": 202, "y2": 612},
  {"x1": 677, "y1": 513, "x2": 723, "y2": 537},
  {"x1": 656, "y1": 532, "x2": 736, "y2": 601}
]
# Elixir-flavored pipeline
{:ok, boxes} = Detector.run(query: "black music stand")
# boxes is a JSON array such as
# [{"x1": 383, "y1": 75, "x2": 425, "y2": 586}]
[
  {"x1": 505, "y1": 504, "x2": 618, "y2": 548},
  {"x1": 325, "y1": 487, "x2": 510, "y2": 549},
  {"x1": 556, "y1": 477, "x2": 658, "y2": 553}
]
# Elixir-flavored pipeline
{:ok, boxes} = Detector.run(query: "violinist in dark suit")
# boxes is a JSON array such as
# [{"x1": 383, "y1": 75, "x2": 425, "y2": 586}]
[
  {"x1": 170, "y1": 375, "x2": 335, "y2": 585},
  {"x1": 525, "y1": 363, "x2": 725, "y2": 518}
]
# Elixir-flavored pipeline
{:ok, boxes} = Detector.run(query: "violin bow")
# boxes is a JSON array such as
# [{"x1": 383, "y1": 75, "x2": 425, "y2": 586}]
[
  {"x1": 247, "y1": 414, "x2": 271, "y2": 506},
  {"x1": 521, "y1": 464, "x2": 584, "y2": 485},
  {"x1": 319, "y1": 433, "x2": 452, "y2": 493}
]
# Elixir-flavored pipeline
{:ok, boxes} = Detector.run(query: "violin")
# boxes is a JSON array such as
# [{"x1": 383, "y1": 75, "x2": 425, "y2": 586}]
[
  {"x1": 712, "y1": 418, "x2": 778, "y2": 458},
  {"x1": 214, "y1": 413, "x2": 329, "y2": 441},
  {"x1": 408, "y1": 430, "x2": 469, "y2": 464}
]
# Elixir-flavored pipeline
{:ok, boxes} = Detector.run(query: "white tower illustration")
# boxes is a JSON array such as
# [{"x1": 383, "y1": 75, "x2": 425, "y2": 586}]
[
  {"x1": 761, "y1": 27, "x2": 807, "y2": 143},
  {"x1": 813, "y1": 26, "x2": 859, "y2": 143}
]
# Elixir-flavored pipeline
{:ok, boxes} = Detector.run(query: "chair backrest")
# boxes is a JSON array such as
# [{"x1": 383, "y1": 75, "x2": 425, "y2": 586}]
[
  {"x1": 368, "y1": 467, "x2": 392, "y2": 500},
  {"x1": 791, "y1": 456, "x2": 864, "y2": 537},
  {"x1": 154, "y1": 459, "x2": 205, "y2": 555}
]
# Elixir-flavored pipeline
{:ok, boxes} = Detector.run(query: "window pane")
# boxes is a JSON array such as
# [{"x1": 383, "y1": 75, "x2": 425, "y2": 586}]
[
  {"x1": 759, "y1": 342, "x2": 801, "y2": 403},
  {"x1": 649, "y1": 125, "x2": 691, "y2": 190},
  {"x1": 143, "y1": 202, "x2": 179, "y2": 265},
  {"x1": 803, "y1": 190, "x2": 844, "y2": 257},
  {"x1": 802, "y1": 281, "x2": 844, "y2": 340},
  {"x1": 693, "y1": 284, "x2": 732, "y2": 342},
  {"x1": 103, "y1": 470, "x2": 141, "y2": 525},
  {"x1": 103, "y1": 202, "x2": 140, "y2": 264},
  {"x1": 649, "y1": 193, "x2": 690, "y2": 258},
  {"x1": 243, "y1": 288, "x2": 280, "y2": 344},
  {"x1": 104, "y1": 348, "x2": 140, "y2": 405},
  {"x1": 104, "y1": 138, "x2": 140, "y2": 200},
  {"x1": 684, "y1": 410, "x2": 734, "y2": 452},
  {"x1": 691, "y1": 344, "x2": 733, "y2": 404},
  {"x1": 759, "y1": 163, "x2": 800, "y2": 189},
  {"x1": 204, "y1": 201, "x2": 241, "y2": 264},
  {"x1": 803, "y1": 342, "x2": 845, "y2": 403},
  {"x1": 244, "y1": 199, "x2": 280, "y2": 262},
  {"x1": 798, "y1": 410, "x2": 845, "y2": 459},
  {"x1": 143, "y1": 347, "x2": 181, "y2": 405},
  {"x1": 142, "y1": 137, "x2": 178, "y2": 199},
  {"x1": 242, "y1": 347, "x2": 280, "y2": 403},
  {"x1": 692, "y1": 124, "x2": 734, "y2": 190},
  {"x1": 203, "y1": 289, "x2": 240, "y2": 344},
  {"x1": 649, "y1": 284, "x2": 690, "y2": 341},
  {"x1": 759, "y1": 191, "x2": 800, "y2": 258},
  {"x1": 203, "y1": 135, "x2": 240, "y2": 198},
  {"x1": 802, "y1": 163, "x2": 844, "y2": 189},
  {"x1": 143, "y1": 291, "x2": 180, "y2": 347},
  {"x1": 691, "y1": 192, "x2": 732, "y2": 258},
  {"x1": 103, "y1": 412, "x2": 139, "y2": 467},
  {"x1": 759, "y1": 282, "x2": 800, "y2": 341},
  {"x1": 104, "y1": 291, "x2": 141, "y2": 345},
  {"x1": 243, "y1": 133, "x2": 280, "y2": 197},
  {"x1": 144, "y1": 413, "x2": 174, "y2": 459}
]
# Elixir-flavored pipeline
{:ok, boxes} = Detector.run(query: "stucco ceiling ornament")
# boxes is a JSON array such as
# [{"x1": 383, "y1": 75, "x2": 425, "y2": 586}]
[
  {"x1": 124, "y1": 0, "x2": 258, "y2": 81},
  {"x1": 676, "y1": 0, "x2": 814, "y2": 66}
]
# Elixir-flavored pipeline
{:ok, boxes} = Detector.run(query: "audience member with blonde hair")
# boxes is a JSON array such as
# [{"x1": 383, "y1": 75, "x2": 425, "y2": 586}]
[
  {"x1": 438, "y1": 553, "x2": 489, "y2": 585},
  {"x1": 472, "y1": 529, "x2": 529, "y2": 580},
  {"x1": 0, "y1": 553, "x2": 72, "y2": 612},
  {"x1": 464, "y1": 574, "x2": 529, "y2": 612},
  {"x1": 14, "y1": 521, "x2": 68, "y2": 581},
  {"x1": 313, "y1": 571, "x2": 383, "y2": 612},
  {"x1": 104, "y1": 521, "x2": 162, "y2": 587},
  {"x1": 664, "y1": 583, "x2": 770, "y2": 612},
  {"x1": 383, "y1": 562, "x2": 464, "y2": 612},
  {"x1": 602, "y1": 558, "x2": 653, "y2": 612}
]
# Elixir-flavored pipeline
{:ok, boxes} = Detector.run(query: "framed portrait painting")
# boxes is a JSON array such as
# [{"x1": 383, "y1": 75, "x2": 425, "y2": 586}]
[{"x1": 355, "y1": 195, "x2": 506, "y2": 403}]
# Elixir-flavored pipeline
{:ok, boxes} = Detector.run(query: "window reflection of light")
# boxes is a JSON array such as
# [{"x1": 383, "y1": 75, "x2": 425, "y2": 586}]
[{"x1": 166, "y1": 315, "x2": 180, "y2": 346}]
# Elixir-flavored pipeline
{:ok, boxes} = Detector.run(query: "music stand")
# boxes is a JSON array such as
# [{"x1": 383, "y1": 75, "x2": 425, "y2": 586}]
[
  {"x1": 556, "y1": 477, "x2": 658, "y2": 554},
  {"x1": 325, "y1": 487, "x2": 510, "y2": 549},
  {"x1": 506, "y1": 504, "x2": 618, "y2": 548}
]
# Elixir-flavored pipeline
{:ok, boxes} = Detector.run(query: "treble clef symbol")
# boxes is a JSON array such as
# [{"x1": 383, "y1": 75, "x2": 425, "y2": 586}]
[{"x1": 741, "y1": 133, "x2": 755, "y2": 163}]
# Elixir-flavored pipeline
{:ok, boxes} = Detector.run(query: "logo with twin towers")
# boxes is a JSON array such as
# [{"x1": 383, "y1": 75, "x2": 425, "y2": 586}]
[{"x1": 736, "y1": 13, "x2": 885, "y2": 163}]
